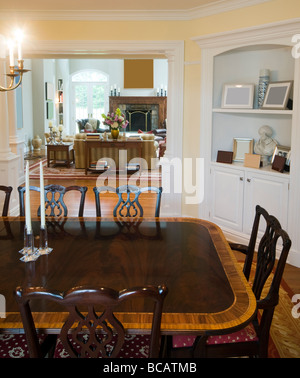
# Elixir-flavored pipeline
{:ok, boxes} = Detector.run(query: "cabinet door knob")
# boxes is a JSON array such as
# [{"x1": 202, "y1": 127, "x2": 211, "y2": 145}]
[
  {"x1": 240, "y1": 177, "x2": 243, "y2": 181},
  {"x1": 247, "y1": 178, "x2": 251, "y2": 182}
]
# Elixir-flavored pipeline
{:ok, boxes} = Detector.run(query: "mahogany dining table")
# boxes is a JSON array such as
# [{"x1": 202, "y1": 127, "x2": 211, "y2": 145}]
[{"x1": 0, "y1": 217, "x2": 256, "y2": 337}]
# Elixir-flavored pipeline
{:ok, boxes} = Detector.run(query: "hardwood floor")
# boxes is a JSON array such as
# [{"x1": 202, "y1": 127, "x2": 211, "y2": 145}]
[{"x1": 26, "y1": 174, "x2": 300, "y2": 295}]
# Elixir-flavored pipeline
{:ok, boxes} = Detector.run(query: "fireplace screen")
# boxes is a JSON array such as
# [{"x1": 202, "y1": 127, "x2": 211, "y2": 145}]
[
  {"x1": 126, "y1": 110, "x2": 152, "y2": 132},
  {"x1": 121, "y1": 104, "x2": 159, "y2": 132}
]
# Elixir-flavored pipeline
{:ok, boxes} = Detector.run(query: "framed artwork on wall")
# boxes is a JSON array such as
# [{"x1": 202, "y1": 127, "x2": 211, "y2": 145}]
[
  {"x1": 46, "y1": 101, "x2": 54, "y2": 120},
  {"x1": 45, "y1": 82, "x2": 54, "y2": 101}
]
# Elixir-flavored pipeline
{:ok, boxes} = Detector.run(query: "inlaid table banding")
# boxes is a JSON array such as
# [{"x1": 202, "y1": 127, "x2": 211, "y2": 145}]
[{"x1": 0, "y1": 217, "x2": 256, "y2": 337}]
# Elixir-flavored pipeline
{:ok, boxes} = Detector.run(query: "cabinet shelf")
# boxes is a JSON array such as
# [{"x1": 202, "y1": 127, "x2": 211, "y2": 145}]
[
  {"x1": 211, "y1": 161, "x2": 290, "y2": 178},
  {"x1": 212, "y1": 108, "x2": 293, "y2": 115}
]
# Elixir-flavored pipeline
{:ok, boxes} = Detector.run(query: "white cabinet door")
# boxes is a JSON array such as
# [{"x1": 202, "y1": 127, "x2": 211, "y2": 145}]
[
  {"x1": 243, "y1": 171, "x2": 289, "y2": 234},
  {"x1": 210, "y1": 165, "x2": 244, "y2": 232}
]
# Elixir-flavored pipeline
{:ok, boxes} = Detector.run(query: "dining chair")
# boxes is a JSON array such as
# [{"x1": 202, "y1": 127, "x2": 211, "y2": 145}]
[
  {"x1": 93, "y1": 185, "x2": 163, "y2": 217},
  {"x1": 0, "y1": 185, "x2": 13, "y2": 216},
  {"x1": 229, "y1": 205, "x2": 268, "y2": 281},
  {"x1": 166, "y1": 209, "x2": 291, "y2": 358},
  {"x1": 15, "y1": 284, "x2": 168, "y2": 358},
  {"x1": 18, "y1": 184, "x2": 87, "y2": 217}
]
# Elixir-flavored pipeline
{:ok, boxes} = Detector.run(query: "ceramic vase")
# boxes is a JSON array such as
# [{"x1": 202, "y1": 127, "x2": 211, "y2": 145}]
[
  {"x1": 32, "y1": 135, "x2": 42, "y2": 151},
  {"x1": 258, "y1": 69, "x2": 270, "y2": 108},
  {"x1": 111, "y1": 129, "x2": 119, "y2": 140}
]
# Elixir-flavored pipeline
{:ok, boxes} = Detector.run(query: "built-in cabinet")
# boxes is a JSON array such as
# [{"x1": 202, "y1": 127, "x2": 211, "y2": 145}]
[
  {"x1": 210, "y1": 163, "x2": 289, "y2": 237},
  {"x1": 195, "y1": 20, "x2": 300, "y2": 267}
]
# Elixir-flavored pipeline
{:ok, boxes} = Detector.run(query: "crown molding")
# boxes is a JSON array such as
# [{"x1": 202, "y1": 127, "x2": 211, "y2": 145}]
[
  {"x1": 192, "y1": 18, "x2": 300, "y2": 49},
  {"x1": 0, "y1": 1, "x2": 271, "y2": 21},
  {"x1": 23, "y1": 40, "x2": 184, "y2": 58}
]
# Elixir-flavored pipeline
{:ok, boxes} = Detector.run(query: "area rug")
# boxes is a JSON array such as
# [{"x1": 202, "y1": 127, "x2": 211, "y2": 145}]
[
  {"x1": 29, "y1": 159, "x2": 161, "y2": 187},
  {"x1": 244, "y1": 262, "x2": 300, "y2": 358}
]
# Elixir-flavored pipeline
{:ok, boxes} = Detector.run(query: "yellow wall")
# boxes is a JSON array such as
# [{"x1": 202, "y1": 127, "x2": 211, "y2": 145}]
[{"x1": 1, "y1": 0, "x2": 300, "y2": 216}]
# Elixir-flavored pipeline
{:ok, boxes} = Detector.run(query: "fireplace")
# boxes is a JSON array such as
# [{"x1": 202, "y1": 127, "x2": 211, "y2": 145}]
[
  {"x1": 123, "y1": 104, "x2": 159, "y2": 132},
  {"x1": 126, "y1": 109, "x2": 152, "y2": 132},
  {"x1": 109, "y1": 96, "x2": 167, "y2": 132}
]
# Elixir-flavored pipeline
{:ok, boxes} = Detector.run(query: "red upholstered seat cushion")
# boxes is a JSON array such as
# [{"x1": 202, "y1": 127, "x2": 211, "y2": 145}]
[
  {"x1": 0, "y1": 334, "x2": 47, "y2": 358},
  {"x1": 0, "y1": 333, "x2": 151, "y2": 358},
  {"x1": 54, "y1": 334, "x2": 150, "y2": 358},
  {"x1": 172, "y1": 323, "x2": 258, "y2": 348}
]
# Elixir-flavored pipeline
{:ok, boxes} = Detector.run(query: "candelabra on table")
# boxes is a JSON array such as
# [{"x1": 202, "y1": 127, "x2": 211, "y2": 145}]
[
  {"x1": 58, "y1": 128, "x2": 64, "y2": 145},
  {"x1": 48, "y1": 125, "x2": 57, "y2": 145}
]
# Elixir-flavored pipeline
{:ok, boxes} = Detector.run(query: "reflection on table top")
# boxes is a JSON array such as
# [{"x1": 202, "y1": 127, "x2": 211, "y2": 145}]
[{"x1": 0, "y1": 217, "x2": 256, "y2": 335}]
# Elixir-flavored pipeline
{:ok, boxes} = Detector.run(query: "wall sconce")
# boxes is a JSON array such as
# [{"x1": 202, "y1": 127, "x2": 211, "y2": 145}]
[{"x1": 0, "y1": 29, "x2": 29, "y2": 92}]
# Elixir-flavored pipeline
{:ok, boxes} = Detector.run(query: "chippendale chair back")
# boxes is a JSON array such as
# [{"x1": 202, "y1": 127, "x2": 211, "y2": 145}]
[
  {"x1": 229, "y1": 205, "x2": 270, "y2": 281},
  {"x1": 167, "y1": 207, "x2": 291, "y2": 358},
  {"x1": 0, "y1": 185, "x2": 13, "y2": 216},
  {"x1": 93, "y1": 185, "x2": 162, "y2": 217},
  {"x1": 15, "y1": 284, "x2": 168, "y2": 358},
  {"x1": 18, "y1": 184, "x2": 87, "y2": 217}
]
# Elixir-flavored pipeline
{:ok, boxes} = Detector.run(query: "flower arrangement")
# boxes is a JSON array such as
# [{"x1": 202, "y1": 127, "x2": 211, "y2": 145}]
[{"x1": 102, "y1": 108, "x2": 129, "y2": 130}]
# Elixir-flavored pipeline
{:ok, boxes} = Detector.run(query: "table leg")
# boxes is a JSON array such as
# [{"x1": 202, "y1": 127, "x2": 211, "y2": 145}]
[
  {"x1": 67, "y1": 148, "x2": 70, "y2": 168},
  {"x1": 85, "y1": 143, "x2": 88, "y2": 175}
]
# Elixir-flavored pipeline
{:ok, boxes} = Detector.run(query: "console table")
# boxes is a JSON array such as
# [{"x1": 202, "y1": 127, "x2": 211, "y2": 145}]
[
  {"x1": 84, "y1": 139, "x2": 143, "y2": 174},
  {"x1": 46, "y1": 143, "x2": 74, "y2": 168}
]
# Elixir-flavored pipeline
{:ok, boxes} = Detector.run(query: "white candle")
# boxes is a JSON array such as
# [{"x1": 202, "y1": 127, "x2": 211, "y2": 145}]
[
  {"x1": 40, "y1": 161, "x2": 45, "y2": 228},
  {"x1": 25, "y1": 161, "x2": 32, "y2": 233},
  {"x1": 52, "y1": 126, "x2": 57, "y2": 132},
  {"x1": 58, "y1": 125, "x2": 63, "y2": 132}
]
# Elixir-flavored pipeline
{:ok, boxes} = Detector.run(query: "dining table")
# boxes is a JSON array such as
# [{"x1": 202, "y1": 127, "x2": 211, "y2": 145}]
[{"x1": 0, "y1": 216, "x2": 257, "y2": 337}]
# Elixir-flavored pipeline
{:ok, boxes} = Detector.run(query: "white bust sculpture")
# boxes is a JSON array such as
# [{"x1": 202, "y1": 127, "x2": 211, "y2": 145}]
[{"x1": 254, "y1": 125, "x2": 277, "y2": 165}]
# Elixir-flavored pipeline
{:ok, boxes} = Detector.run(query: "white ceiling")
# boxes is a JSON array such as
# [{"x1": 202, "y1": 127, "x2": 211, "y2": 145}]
[
  {"x1": 0, "y1": 0, "x2": 239, "y2": 11},
  {"x1": 0, "y1": 0, "x2": 271, "y2": 20}
]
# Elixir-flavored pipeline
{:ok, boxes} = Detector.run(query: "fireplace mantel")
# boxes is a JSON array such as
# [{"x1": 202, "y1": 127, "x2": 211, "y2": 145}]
[{"x1": 109, "y1": 96, "x2": 167, "y2": 129}]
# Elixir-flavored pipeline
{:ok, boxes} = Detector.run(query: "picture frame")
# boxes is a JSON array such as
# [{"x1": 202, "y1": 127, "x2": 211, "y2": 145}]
[
  {"x1": 271, "y1": 145, "x2": 291, "y2": 165},
  {"x1": 233, "y1": 138, "x2": 254, "y2": 162},
  {"x1": 221, "y1": 84, "x2": 254, "y2": 109},
  {"x1": 46, "y1": 101, "x2": 54, "y2": 120},
  {"x1": 217, "y1": 150, "x2": 233, "y2": 164},
  {"x1": 45, "y1": 82, "x2": 54, "y2": 101},
  {"x1": 244, "y1": 153, "x2": 261, "y2": 169},
  {"x1": 261, "y1": 81, "x2": 293, "y2": 110}
]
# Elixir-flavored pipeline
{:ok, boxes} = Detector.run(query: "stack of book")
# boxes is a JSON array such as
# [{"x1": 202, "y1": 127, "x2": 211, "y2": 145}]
[
  {"x1": 86, "y1": 133, "x2": 101, "y2": 140},
  {"x1": 127, "y1": 163, "x2": 140, "y2": 171},
  {"x1": 90, "y1": 160, "x2": 108, "y2": 170},
  {"x1": 128, "y1": 135, "x2": 141, "y2": 140}
]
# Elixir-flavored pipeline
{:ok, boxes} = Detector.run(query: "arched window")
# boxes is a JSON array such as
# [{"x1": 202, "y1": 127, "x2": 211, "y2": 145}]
[{"x1": 71, "y1": 69, "x2": 109, "y2": 122}]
